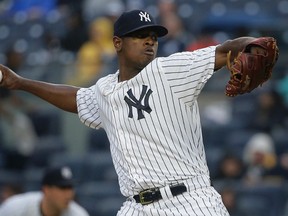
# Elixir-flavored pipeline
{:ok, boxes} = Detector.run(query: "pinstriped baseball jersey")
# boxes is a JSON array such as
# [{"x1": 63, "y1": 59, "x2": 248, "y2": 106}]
[
  {"x1": 77, "y1": 46, "x2": 216, "y2": 197},
  {"x1": 0, "y1": 192, "x2": 89, "y2": 216}
]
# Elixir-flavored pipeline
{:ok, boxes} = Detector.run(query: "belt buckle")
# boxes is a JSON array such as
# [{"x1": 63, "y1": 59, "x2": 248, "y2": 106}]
[{"x1": 139, "y1": 189, "x2": 154, "y2": 205}]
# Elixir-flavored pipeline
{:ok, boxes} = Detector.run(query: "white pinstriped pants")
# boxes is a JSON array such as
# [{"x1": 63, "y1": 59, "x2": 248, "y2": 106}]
[{"x1": 117, "y1": 186, "x2": 229, "y2": 216}]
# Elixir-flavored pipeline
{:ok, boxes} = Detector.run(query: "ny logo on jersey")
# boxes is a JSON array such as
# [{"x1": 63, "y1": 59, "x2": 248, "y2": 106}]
[
  {"x1": 139, "y1": 11, "x2": 151, "y2": 22},
  {"x1": 124, "y1": 85, "x2": 153, "y2": 120}
]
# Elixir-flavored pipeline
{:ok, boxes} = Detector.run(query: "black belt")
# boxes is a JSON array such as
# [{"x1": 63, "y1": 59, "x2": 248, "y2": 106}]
[{"x1": 133, "y1": 183, "x2": 187, "y2": 205}]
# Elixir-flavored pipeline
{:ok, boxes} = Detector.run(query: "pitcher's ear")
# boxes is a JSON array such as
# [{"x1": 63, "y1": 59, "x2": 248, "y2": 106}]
[{"x1": 113, "y1": 36, "x2": 122, "y2": 52}]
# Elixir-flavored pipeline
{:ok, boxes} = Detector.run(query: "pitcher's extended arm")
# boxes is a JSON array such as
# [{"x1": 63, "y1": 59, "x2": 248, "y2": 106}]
[{"x1": 0, "y1": 64, "x2": 79, "y2": 113}]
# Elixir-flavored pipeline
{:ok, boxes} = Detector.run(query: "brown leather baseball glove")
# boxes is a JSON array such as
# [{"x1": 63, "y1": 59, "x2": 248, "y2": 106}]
[{"x1": 225, "y1": 37, "x2": 279, "y2": 97}]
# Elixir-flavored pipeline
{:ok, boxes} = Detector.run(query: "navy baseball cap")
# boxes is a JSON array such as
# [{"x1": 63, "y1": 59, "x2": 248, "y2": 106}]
[
  {"x1": 41, "y1": 166, "x2": 75, "y2": 187},
  {"x1": 114, "y1": 10, "x2": 168, "y2": 37}
]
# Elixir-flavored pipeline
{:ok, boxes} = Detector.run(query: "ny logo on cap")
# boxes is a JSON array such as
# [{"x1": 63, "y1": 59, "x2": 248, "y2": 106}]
[
  {"x1": 61, "y1": 167, "x2": 72, "y2": 179},
  {"x1": 139, "y1": 11, "x2": 151, "y2": 22}
]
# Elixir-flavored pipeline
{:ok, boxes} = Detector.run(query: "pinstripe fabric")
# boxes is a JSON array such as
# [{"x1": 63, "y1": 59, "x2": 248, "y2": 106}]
[
  {"x1": 118, "y1": 186, "x2": 228, "y2": 216},
  {"x1": 77, "y1": 46, "x2": 229, "y2": 215}
]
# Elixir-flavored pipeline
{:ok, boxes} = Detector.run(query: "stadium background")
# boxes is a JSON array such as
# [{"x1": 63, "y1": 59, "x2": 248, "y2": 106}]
[{"x1": 0, "y1": 0, "x2": 288, "y2": 215}]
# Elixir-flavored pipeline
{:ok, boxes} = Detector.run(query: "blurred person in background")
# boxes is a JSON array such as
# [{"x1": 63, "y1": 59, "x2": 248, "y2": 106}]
[
  {"x1": 213, "y1": 154, "x2": 246, "y2": 182},
  {"x1": 60, "y1": 8, "x2": 89, "y2": 53},
  {"x1": 157, "y1": 0, "x2": 190, "y2": 57},
  {"x1": 65, "y1": 16, "x2": 116, "y2": 87},
  {"x1": 247, "y1": 89, "x2": 288, "y2": 134},
  {"x1": 157, "y1": 12, "x2": 190, "y2": 57},
  {"x1": 0, "y1": 166, "x2": 89, "y2": 216},
  {"x1": 157, "y1": 0, "x2": 177, "y2": 17},
  {"x1": 0, "y1": 48, "x2": 38, "y2": 170},
  {"x1": 242, "y1": 133, "x2": 283, "y2": 185}
]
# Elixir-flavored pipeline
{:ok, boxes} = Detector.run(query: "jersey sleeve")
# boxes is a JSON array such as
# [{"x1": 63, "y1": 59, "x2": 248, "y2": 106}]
[
  {"x1": 158, "y1": 46, "x2": 216, "y2": 106},
  {"x1": 67, "y1": 201, "x2": 90, "y2": 216},
  {"x1": 0, "y1": 201, "x2": 14, "y2": 216},
  {"x1": 0, "y1": 195, "x2": 24, "y2": 216},
  {"x1": 77, "y1": 85, "x2": 102, "y2": 129}
]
